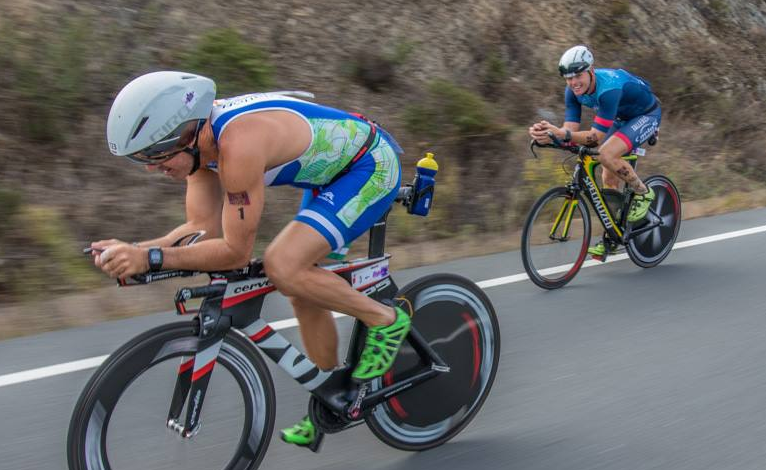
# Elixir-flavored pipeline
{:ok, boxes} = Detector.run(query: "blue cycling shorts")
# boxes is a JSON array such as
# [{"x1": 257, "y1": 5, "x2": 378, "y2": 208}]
[
  {"x1": 295, "y1": 129, "x2": 402, "y2": 251},
  {"x1": 605, "y1": 105, "x2": 662, "y2": 152}
]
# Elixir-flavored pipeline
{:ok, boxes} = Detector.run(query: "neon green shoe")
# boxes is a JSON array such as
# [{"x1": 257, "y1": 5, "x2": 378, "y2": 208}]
[
  {"x1": 352, "y1": 306, "x2": 411, "y2": 381},
  {"x1": 587, "y1": 240, "x2": 618, "y2": 261},
  {"x1": 588, "y1": 241, "x2": 607, "y2": 259},
  {"x1": 627, "y1": 187, "x2": 655, "y2": 222},
  {"x1": 280, "y1": 416, "x2": 316, "y2": 447}
]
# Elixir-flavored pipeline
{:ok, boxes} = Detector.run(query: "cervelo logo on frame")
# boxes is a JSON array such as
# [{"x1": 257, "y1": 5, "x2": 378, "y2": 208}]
[
  {"x1": 351, "y1": 260, "x2": 390, "y2": 289},
  {"x1": 225, "y1": 278, "x2": 273, "y2": 298}
]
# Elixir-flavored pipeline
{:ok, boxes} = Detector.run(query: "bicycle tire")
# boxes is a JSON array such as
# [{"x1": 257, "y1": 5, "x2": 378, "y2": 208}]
[
  {"x1": 366, "y1": 273, "x2": 500, "y2": 451},
  {"x1": 67, "y1": 322, "x2": 276, "y2": 470},
  {"x1": 626, "y1": 175, "x2": 682, "y2": 268},
  {"x1": 521, "y1": 187, "x2": 591, "y2": 289}
]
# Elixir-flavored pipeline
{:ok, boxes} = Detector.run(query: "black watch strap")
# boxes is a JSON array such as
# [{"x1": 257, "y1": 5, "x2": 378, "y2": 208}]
[
  {"x1": 563, "y1": 129, "x2": 572, "y2": 143},
  {"x1": 148, "y1": 247, "x2": 163, "y2": 272}
]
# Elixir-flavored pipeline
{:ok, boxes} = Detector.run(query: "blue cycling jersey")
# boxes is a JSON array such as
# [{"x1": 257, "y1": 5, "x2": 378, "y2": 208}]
[{"x1": 564, "y1": 69, "x2": 656, "y2": 133}]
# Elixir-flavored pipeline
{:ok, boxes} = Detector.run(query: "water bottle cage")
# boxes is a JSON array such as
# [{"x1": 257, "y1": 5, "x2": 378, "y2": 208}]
[{"x1": 407, "y1": 183, "x2": 435, "y2": 216}]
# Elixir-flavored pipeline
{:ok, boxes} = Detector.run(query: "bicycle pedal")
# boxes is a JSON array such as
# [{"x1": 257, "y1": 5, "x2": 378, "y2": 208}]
[
  {"x1": 590, "y1": 254, "x2": 606, "y2": 263},
  {"x1": 307, "y1": 432, "x2": 325, "y2": 453}
]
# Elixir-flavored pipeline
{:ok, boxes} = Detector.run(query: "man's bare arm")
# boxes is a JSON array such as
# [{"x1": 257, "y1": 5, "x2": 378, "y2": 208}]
[
  {"x1": 568, "y1": 126, "x2": 605, "y2": 147},
  {"x1": 158, "y1": 123, "x2": 269, "y2": 271},
  {"x1": 135, "y1": 169, "x2": 223, "y2": 248}
]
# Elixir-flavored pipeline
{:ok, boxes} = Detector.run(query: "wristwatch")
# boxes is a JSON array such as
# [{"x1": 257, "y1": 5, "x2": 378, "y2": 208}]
[
  {"x1": 147, "y1": 247, "x2": 163, "y2": 272},
  {"x1": 563, "y1": 129, "x2": 572, "y2": 143}
]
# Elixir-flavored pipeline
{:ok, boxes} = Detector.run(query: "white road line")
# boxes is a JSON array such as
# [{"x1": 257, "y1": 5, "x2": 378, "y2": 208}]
[
  {"x1": 476, "y1": 224, "x2": 766, "y2": 288},
  {"x1": 2, "y1": 223, "x2": 765, "y2": 389},
  {"x1": 0, "y1": 314, "x2": 345, "y2": 389}
]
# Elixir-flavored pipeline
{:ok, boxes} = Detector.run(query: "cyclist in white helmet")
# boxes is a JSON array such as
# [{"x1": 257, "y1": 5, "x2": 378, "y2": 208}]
[
  {"x1": 529, "y1": 45, "x2": 661, "y2": 259},
  {"x1": 92, "y1": 71, "x2": 411, "y2": 448}
]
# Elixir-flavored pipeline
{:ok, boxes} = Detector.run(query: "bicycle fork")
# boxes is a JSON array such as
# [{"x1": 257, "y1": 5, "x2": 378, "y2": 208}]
[
  {"x1": 550, "y1": 194, "x2": 579, "y2": 241},
  {"x1": 166, "y1": 285, "x2": 228, "y2": 439},
  {"x1": 166, "y1": 337, "x2": 223, "y2": 438}
]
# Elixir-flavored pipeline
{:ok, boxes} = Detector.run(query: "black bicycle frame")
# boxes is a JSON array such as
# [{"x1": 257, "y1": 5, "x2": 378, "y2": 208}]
[
  {"x1": 570, "y1": 154, "x2": 663, "y2": 244},
  {"x1": 164, "y1": 209, "x2": 449, "y2": 437}
]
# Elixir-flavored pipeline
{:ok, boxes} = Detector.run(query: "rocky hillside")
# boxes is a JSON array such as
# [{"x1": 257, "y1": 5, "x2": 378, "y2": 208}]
[{"x1": 1, "y1": 0, "x2": 766, "y2": 303}]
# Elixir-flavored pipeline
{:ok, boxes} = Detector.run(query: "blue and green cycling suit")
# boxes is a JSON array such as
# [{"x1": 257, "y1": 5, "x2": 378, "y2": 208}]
[
  {"x1": 208, "y1": 93, "x2": 402, "y2": 251},
  {"x1": 565, "y1": 68, "x2": 661, "y2": 152}
]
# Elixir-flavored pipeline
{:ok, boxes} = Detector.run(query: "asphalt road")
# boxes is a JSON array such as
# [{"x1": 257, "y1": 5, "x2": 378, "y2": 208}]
[{"x1": 1, "y1": 208, "x2": 765, "y2": 470}]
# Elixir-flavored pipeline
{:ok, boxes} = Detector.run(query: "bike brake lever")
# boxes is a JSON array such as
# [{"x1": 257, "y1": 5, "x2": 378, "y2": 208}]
[
  {"x1": 547, "y1": 131, "x2": 564, "y2": 148},
  {"x1": 529, "y1": 139, "x2": 541, "y2": 159}
]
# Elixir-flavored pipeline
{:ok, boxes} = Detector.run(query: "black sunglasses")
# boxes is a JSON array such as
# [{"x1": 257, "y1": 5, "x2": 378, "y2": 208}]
[{"x1": 126, "y1": 120, "x2": 202, "y2": 165}]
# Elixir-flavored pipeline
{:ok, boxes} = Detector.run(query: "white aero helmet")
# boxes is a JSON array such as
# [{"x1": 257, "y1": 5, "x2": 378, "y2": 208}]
[
  {"x1": 558, "y1": 45, "x2": 594, "y2": 77},
  {"x1": 107, "y1": 71, "x2": 216, "y2": 157}
]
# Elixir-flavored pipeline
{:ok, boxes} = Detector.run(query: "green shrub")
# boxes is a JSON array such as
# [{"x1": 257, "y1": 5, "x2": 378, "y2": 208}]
[
  {"x1": 347, "y1": 40, "x2": 416, "y2": 92},
  {"x1": 183, "y1": 28, "x2": 273, "y2": 96},
  {"x1": 2, "y1": 16, "x2": 92, "y2": 143},
  {"x1": 18, "y1": 206, "x2": 99, "y2": 291},
  {"x1": 484, "y1": 52, "x2": 507, "y2": 90},
  {"x1": 590, "y1": 0, "x2": 632, "y2": 51},
  {"x1": 404, "y1": 79, "x2": 504, "y2": 138},
  {"x1": 0, "y1": 189, "x2": 22, "y2": 239},
  {"x1": 350, "y1": 51, "x2": 396, "y2": 92}
]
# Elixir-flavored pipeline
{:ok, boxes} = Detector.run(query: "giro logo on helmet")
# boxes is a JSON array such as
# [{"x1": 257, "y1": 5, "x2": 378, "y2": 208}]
[
  {"x1": 106, "y1": 71, "x2": 216, "y2": 157},
  {"x1": 148, "y1": 106, "x2": 195, "y2": 143}
]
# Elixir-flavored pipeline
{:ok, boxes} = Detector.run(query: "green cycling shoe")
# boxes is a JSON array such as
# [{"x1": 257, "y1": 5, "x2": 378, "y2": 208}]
[
  {"x1": 588, "y1": 241, "x2": 608, "y2": 259},
  {"x1": 352, "y1": 305, "x2": 411, "y2": 381},
  {"x1": 587, "y1": 240, "x2": 617, "y2": 261},
  {"x1": 280, "y1": 415, "x2": 317, "y2": 447},
  {"x1": 627, "y1": 187, "x2": 655, "y2": 222}
]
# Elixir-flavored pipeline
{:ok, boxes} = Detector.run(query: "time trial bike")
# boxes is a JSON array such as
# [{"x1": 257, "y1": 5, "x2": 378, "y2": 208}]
[
  {"x1": 67, "y1": 185, "x2": 500, "y2": 470},
  {"x1": 521, "y1": 133, "x2": 681, "y2": 289}
]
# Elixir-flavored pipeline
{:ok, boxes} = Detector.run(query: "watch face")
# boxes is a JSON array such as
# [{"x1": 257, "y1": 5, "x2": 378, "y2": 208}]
[{"x1": 149, "y1": 248, "x2": 163, "y2": 269}]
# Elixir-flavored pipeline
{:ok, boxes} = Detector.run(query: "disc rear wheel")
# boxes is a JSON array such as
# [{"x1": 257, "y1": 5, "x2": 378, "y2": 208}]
[
  {"x1": 626, "y1": 175, "x2": 682, "y2": 268},
  {"x1": 366, "y1": 274, "x2": 500, "y2": 451}
]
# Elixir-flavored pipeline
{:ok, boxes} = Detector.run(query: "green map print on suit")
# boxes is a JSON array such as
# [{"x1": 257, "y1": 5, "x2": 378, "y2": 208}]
[
  {"x1": 294, "y1": 119, "x2": 370, "y2": 185},
  {"x1": 336, "y1": 135, "x2": 400, "y2": 228}
]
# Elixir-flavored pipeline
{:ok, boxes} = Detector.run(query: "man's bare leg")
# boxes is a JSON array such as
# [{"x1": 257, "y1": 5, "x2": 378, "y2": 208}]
[
  {"x1": 598, "y1": 137, "x2": 647, "y2": 194},
  {"x1": 288, "y1": 296, "x2": 338, "y2": 370},
  {"x1": 601, "y1": 166, "x2": 623, "y2": 190},
  {"x1": 264, "y1": 221, "x2": 395, "y2": 327}
]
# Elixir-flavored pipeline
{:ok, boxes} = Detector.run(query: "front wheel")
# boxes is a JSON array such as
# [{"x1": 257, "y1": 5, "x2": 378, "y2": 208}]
[
  {"x1": 366, "y1": 274, "x2": 500, "y2": 451},
  {"x1": 626, "y1": 175, "x2": 682, "y2": 268},
  {"x1": 67, "y1": 322, "x2": 276, "y2": 470},
  {"x1": 521, "y1": 187, "x2": 592, "y2": 289}
]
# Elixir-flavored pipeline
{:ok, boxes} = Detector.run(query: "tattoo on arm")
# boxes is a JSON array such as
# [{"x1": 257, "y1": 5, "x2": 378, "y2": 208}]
[
  {"x1": 228, "y1": 191, "x2": 250, "y2": 221},
  {"x1": 227, "y1": 191, "x2": 250, "y2": 205}
]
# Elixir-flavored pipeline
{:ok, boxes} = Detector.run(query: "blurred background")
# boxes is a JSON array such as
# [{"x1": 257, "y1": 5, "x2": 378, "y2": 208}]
[{"x1": 1, "y1": 0, "x2": 765, "y2": 337}]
